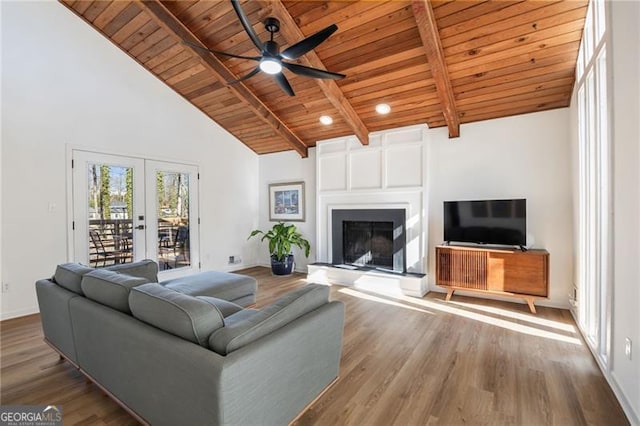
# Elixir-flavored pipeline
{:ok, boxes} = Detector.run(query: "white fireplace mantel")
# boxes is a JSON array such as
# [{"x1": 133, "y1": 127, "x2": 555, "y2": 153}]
[{"x1": 315, "y1": 125, "x2": 429, "y2": 274}]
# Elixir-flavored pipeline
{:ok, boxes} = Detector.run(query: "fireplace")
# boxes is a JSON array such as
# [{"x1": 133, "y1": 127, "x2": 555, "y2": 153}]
[{"x1": 331, "y1": 209, "x2": 406, "y2": 272}]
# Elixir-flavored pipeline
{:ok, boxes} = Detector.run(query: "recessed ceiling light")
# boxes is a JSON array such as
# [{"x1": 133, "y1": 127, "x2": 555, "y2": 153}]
[
  {"x1": 319, "y1": 115, "x2": 333, "y2": 125},
  {"x1": 375, "y1": 103, "x2": 391, "y2": 115}
]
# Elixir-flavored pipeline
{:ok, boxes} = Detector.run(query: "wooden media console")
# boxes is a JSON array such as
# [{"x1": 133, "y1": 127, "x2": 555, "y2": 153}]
[{"x1": 435, "y1": 245, "x2": 549, "y2": 313}]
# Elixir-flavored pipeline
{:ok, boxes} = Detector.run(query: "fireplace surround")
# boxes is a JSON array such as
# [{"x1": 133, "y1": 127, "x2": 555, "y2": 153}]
[
  {"x1": 331, "y1": 208, "x2": 406, "y2": 273},
  {"x1": 312, "y1": 126, "x2": 427, "y2": 297}
]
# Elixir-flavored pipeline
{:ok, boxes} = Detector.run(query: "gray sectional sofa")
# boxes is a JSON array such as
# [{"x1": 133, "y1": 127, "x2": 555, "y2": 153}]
[{"x1": 35, "y1": 260, "x2": 345, "y2": 425}]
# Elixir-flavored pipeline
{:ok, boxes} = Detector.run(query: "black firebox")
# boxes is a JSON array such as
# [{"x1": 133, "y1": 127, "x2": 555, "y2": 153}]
[{"x1": 331, "y1": 209, "x2": 406, "y2": 272}]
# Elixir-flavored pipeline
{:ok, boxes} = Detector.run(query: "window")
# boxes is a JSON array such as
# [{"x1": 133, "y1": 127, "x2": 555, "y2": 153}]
[{"x1": 575, "y1": 0, "x2": 609, "y2": 365}]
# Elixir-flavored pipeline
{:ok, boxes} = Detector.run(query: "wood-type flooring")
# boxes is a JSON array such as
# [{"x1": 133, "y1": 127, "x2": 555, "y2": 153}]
[{"x1": 0, "y1": 267, "x2": 629, "y2": 425}]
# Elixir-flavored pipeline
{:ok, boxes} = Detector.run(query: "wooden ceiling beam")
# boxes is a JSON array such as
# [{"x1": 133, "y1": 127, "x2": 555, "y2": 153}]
[
  {"x1": 411, "y1": 0, "x2": 460, "y2": 138},
  {"x1": 268, "y1": 0, "x2": 370, "y2": 146},
  {"x1": 136, "y1": 0, "x2": 309, "y2": 157}
]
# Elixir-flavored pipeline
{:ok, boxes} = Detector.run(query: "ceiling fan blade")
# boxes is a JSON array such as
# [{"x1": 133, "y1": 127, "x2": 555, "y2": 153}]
[
  {"x1": 282, "y1": 62, "x2": 345, "y2": 80},
  {"x1": 228, "y1": 65, "x2": 261, "y2": 84},
  {"x1": 183, "y1": 41, "x2": 260, "y2": 61},
  {"x1": 230, "y1": 0, "x2": 263, "y2": 53},
  {"x1": 280, "y1": 24, "x2": 338, "y2": 60},
  {"x1": 274, "y1": 72, "x2": 295, "y2": 96}
]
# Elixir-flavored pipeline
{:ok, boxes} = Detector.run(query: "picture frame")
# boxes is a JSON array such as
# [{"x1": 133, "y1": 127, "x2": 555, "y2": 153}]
[{"x1": 269, "y1": 181, "x2": 305, "y2": 222}]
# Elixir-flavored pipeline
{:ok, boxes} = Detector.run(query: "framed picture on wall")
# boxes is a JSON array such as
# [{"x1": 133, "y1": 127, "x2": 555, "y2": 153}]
[{"x1": 269, "y1": 181, "x2": 305, "y2": 222}]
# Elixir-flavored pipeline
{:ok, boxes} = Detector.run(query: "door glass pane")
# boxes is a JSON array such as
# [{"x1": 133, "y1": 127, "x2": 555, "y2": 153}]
[
  {"x1": 87, "y1": 163, "x2": 134, "y2": 267},
  {"x1": 156, "y1": 171, "x2": 190, "y2": 271}
]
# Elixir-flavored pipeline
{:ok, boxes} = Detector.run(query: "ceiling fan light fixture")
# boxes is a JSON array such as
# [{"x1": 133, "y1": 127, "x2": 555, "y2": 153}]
[
  {"x1": 259, "y1": 58, "x2": 282, "y2": 75},
  {"x1": 319, "y1": 115, "x2": 333, "y2": 125},
  {"x1": 375, "y1": 103, "x2": 391, "y2": 115}
]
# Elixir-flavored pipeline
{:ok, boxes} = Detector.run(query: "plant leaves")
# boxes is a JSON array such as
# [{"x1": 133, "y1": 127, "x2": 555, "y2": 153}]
[{"x1": 248, "y1": 222, "x2": 311, "y2": 261}]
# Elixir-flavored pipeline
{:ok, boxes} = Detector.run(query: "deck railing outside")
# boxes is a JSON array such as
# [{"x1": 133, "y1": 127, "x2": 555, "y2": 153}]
[{"x1": 88, "y1": 219, "x2": 183, "y2": 267}]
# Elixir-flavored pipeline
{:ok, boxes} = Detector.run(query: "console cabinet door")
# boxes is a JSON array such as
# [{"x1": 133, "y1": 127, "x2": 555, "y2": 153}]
[{"x1": 489, "y1": 251, "x2": 549, "y2": 296}]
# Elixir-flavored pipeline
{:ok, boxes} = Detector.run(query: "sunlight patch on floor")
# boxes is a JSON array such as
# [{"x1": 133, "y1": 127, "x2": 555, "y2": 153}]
[
  {"x1": 448, "y1": 300, "x2": 576, "y2": 333},
  {"x1": 338, "y1": 288, "x2": 434, "y2": 315},
  {"x1": 338, "y1": 286, "x2": 582, "y2": 346}
]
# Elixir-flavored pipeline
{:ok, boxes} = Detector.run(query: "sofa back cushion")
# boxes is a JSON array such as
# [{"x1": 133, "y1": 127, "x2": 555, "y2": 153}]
[
  {"x1": 209, "y1": 284, "x2": 329, "y2": 355},
  {"x1": 196, "y1": 296, "x2": 243, "y2": 318},
  {"x1": 106, "y1": 259, "x2": 158, "y2": 283},
  {"x1": 81, "y1": 269, "x2": 149, "y2": 314},
  {"x1": 54, "y1": 263, "x2": 95, "y2": 295},
  {"x1": 129, "y1": 283, "x2": 225, "y2": 348}
]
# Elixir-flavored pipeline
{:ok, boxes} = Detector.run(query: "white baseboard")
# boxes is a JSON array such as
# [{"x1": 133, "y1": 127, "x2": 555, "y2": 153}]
[
  {"x1": 223, "y1": 262, "x2": 260, "y2": 273},
  {"x1": 1, "y1": 306, "x2": 39, "y2": 321},
  {"x1": 570, "y1": 310, "x2": 640, "y2": 426},
  {"x1": 610, "y1": 371, "x2": 640, "y2": 426}
]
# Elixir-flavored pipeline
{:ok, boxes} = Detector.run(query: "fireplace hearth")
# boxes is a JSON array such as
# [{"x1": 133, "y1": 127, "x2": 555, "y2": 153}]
[{"x1": 331, "y1": 209, "x2": 406, "y2": 272}]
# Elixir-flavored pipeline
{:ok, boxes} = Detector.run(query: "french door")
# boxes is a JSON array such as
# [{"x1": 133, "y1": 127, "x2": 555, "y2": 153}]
[
  {"x1": 145, "y1": 160, "x2": 199, "y2": 275},
  {"x1": 71, "y1": 150, "x2": 199, "y2": 277}
]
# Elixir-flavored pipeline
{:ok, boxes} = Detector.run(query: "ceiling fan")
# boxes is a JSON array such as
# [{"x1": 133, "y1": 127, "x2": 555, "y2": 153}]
[{"x1": 185, "y1": 0, "x2": 345, "y2": 96}]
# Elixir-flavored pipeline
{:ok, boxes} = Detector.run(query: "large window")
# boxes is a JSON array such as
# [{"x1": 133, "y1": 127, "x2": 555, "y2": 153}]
[{"x1": 575, "y1": 0, "x2": 609, "y2": 364}]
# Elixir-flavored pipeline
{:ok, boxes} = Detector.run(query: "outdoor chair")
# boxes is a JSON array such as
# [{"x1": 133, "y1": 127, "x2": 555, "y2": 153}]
[
  {"x1": 89, "y1": 229, "x2": 131, "y2": 267},
  {"x1": 159, "y1": 226, "x2": 190, "y2": 269}
]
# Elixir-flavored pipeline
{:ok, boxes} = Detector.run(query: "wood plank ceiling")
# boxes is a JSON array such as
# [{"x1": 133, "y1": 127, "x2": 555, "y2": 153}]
[{"x1": 61, "y1": 0, "x2": 588, "y2": 156}]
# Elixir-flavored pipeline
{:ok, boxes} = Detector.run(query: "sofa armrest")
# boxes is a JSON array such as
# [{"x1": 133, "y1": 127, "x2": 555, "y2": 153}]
[
  {"x1": 209, "y1": 284, "x2": 330, "y2": 354},
  {"x1": 217, "y1": 300, "x2": 345, "y2": 425},
  {"x1": 35, "y1": 279, "x2": 81, "y2": 363}
]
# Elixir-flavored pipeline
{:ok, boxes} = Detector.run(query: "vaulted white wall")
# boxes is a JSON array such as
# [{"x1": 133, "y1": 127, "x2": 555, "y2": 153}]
[
  {"x1": 427, "y1": 109, "x2": 573, "y2": 307},
  {"x1": 1, "y1": 1, "x2": 259, "y2": 319},
  {"x1": 259, "y1": 110, "x2": 573, "y2": 308},
  {"x1": 256, "y1": 149, "x2": 317, "y2": 271}
]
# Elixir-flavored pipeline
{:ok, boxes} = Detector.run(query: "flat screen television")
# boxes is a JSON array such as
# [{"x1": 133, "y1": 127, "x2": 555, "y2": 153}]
[{"x1": 444, "y1": 199, "x2": 526, "y2": 247}]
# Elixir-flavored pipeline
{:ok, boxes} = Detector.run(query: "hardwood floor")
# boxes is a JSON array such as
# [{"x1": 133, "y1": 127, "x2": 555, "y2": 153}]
[{"x1": 1, "y1": 267, "x2": 629, "y2": 425}]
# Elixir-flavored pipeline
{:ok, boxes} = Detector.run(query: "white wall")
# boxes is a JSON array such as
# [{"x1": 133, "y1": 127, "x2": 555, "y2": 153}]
[
  {"x1": 609, "y1": 0, "x2": 640, "y2": 420},
  {"x1": 256, "y1": 149, "x2": 316, "y2": 271},
  {"x1": 1, "y1": 2, "x2": 259, "y2": 319},
  {"x1": 258, "y1": 111, "x2": 573, "y2": 307},
  {"x1": 427, "y1": 109, "x2": 573, "y2": 307}
]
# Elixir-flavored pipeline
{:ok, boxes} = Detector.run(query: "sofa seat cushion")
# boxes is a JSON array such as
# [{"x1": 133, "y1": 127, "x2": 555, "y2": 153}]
[
  {"x1": 197, "y1": 296, "x2": 243, "y2": 318},
  {"x1": 163, "y1": 271, "x2": 257, "y2": 306},
  {"x1": 209, "y1": 284, "x2": 329, "y2": 355},
  {"x1": 81, "y1": 269, "x2": 149, "y2": 314},
  {"x1": 54, "y1": 263, "x2": 95, "y2": 295},
  {"x1": 106, "y1": 259, "x2": 159, "y2": 283},
  {"x1": 129, "y1": 283, "x2": 225, "y2": 348}
]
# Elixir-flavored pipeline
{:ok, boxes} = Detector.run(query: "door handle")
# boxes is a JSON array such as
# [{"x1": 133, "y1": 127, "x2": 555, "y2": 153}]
[{"x1": 136, "y1": 225, "x2": 145, "y2": 230}]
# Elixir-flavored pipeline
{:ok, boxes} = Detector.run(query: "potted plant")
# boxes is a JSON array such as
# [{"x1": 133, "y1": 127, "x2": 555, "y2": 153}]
[{"x1": 248, "y1": 222, "x2": 311, "y2": 275}]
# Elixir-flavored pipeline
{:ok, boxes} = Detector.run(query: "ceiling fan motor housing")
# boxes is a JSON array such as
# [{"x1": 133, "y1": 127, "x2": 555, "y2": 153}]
[
  {"x1": 264, "y1": 17, "x2": 280, "y2": 34},
  {"x1": 263, "y1": 40, "x2": 280, "y2": 57}
]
